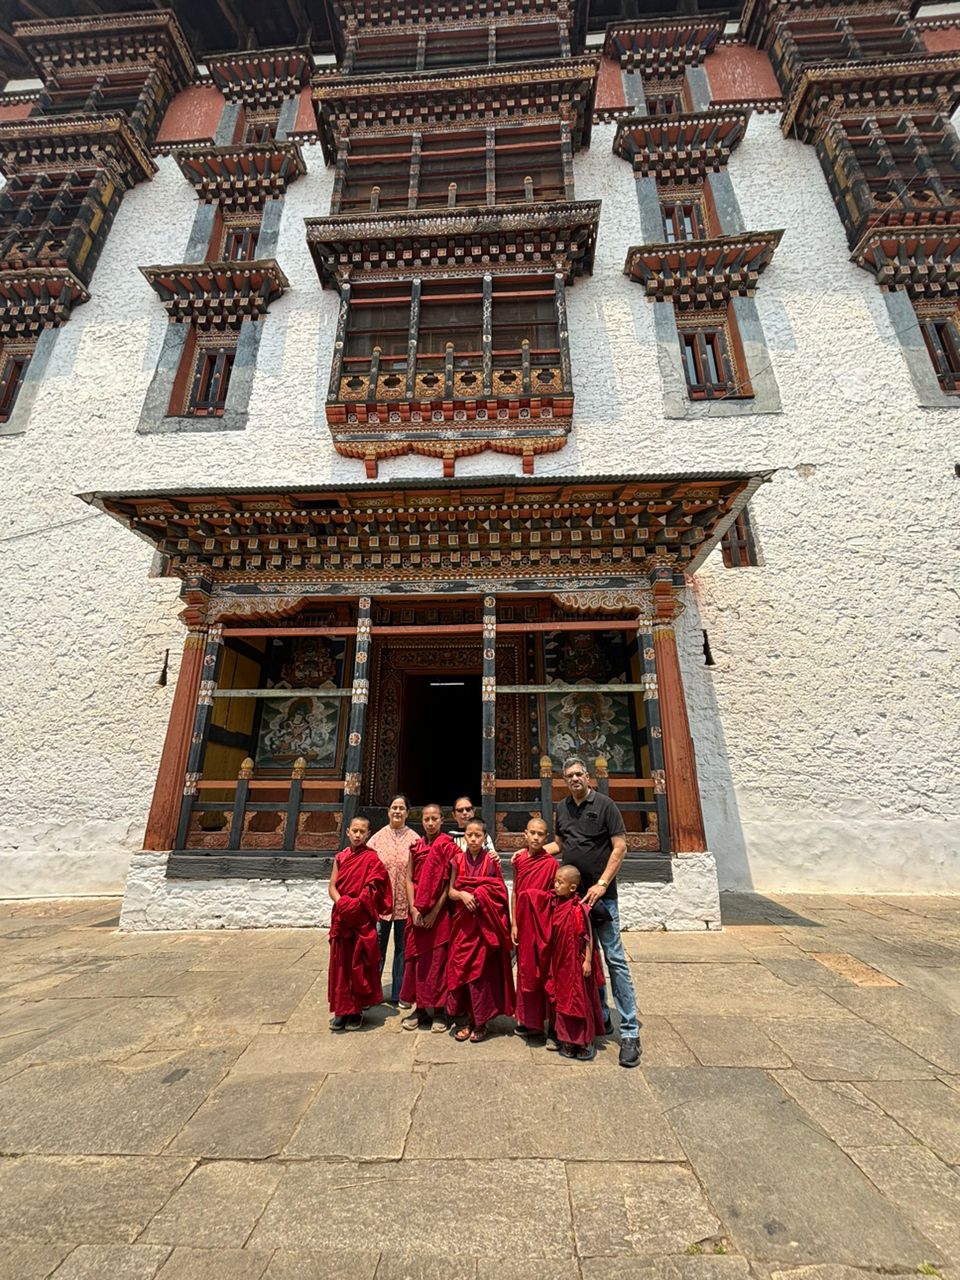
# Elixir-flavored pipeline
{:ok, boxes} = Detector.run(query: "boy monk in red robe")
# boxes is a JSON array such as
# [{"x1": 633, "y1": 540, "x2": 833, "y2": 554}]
[
  {"x1": 447, "y1": 817, "x2": 515, "y2": 1043},
  {"x1": 328, "y1": 815, "x2": 392, "y2": 1031},
  {"x1": 401, "y1": 803, "x2": 458, "y2": 1034},
  {"x1": 511, "y1": 816, "x2": 558, "y2": 1038},
  {"x1": 543, "y1": 864, "x2": 605, "y2": 1060}
]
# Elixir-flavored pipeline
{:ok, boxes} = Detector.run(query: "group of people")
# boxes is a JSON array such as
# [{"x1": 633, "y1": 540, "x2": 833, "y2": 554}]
[{"x1": 327, "y1": 756, "x2": 642, "y2": 1067}]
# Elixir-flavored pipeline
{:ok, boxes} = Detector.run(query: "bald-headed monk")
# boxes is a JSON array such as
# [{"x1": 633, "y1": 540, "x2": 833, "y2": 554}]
[
  {"x1": 511, "y1": 816, "x2": 558, "y2": 1037},
  {"x1": 447, "y1": 818, "x2": 515, "y2": 1043},
  {"x1": 328, "y1": 815, "x2": 393, "y2": 1031},
  {"x1": 400, "y1": 803, "x2": 458, "y2": 1034},
  {"x1": 543, "y1": 864, "x2": 604, "y2": 1060}
]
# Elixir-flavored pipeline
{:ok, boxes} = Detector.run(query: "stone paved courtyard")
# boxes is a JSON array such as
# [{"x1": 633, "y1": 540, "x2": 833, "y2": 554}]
[{"x1": 1, "y1": 893, "x2": 960, "y2": 1279}]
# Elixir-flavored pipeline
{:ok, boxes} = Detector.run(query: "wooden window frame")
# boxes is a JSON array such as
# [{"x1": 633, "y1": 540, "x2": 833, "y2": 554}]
[
  {"x1": 0, "y1": 342, "x2": 33, "y2": 422},
  {"x1": 916, "y1": 304, "x2": 960, "y2": 394},
  {"x1": 675, "y1": 308, "x2": 753, "y2": 401},
  {"x1": 721, "y1": 508, "x2": 760, "y2": 568},
  {"x1": 220, "y1": 222, "x2": 260, "y2": 262},
  {"x1": 660, "y1": 196, "x2": 708, "y2": 243},
  {"x1": 178, "y1": 332, "x2": 238, "y2": 418},
  {"x1": 244, "y1": 112, "x2": 279, "y2": 144}
]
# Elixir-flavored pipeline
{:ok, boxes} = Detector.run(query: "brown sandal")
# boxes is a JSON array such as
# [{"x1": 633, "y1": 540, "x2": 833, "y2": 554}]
[
  {"x1": 454, "y1": 1024, "x2": 472, "y2": 1042},
  {"x1": 469, "y1": 1024, "x2": 488, "y2": 1043}
]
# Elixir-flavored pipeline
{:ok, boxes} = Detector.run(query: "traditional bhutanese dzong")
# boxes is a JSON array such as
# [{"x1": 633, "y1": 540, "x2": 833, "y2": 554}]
[{"x1": 0, "y1": 0, "x2": 957, "y2": 929}]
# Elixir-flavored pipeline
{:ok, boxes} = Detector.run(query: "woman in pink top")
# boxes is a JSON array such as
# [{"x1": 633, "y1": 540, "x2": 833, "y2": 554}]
[{"x1": 368, "y1": 794, "x2": 417, "y2": 1005}]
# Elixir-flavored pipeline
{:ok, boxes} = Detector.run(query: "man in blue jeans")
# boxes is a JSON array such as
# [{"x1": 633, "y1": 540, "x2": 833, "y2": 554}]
[{"x1": 548, "y1": 756, "x2": 641, "y2": 1068}]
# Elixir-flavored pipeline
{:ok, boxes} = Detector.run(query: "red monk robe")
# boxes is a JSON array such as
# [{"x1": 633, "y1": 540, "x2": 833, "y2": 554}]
[
  {"x1": 543, "y1": 894, "x2": 605, "y2": 1048},
  {"x1": 446, "y1": 848, "x2": 515, "y2": 1027},
  {"x1": 512, "y1": 848, "x2": 558, "y2": 1030},
  {"x1": 400, "y1": 830, "x2": 458, "y2": 1008},
  {"x1": 328, "y1": 844, "x2": 393, "y2": 1016}
]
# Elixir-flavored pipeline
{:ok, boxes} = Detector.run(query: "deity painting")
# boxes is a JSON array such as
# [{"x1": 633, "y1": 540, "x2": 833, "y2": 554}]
[
  {"x1": 275, "y1": 636, "x2": 342, "y2": 689},
  {"x1": 543, "y1": 629, "x2": 637, "y2": 774},
  {"x1": 256, "y1": 696, "x2": 341, "y2": 769}
]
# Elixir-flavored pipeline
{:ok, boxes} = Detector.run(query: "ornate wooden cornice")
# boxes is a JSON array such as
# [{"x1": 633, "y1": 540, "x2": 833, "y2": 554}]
[
  {"x1": 624, "y1": 231, "x2": 783, "y2": 307},
  {"x1": 740, "y1": 0, "x2": 910, "y2": 50},
  {"x1": 613, "y1": 110, "x2": 750, "y2": 182},
  {"x1": 81, "y1": 470, "x2": 771, "y2": 584},
  {"x1": 852, "y1": 226, "x2": 960, "y2": 300},
  {"x1": 781, "y1": 54, "x2": 960, "y2": 143},
  {"x1": 175, "y1": 141, "x2": 306, "y2": 210},
  {"x1": 328, "y1": 0, "x2": 589, "y2": 52},
  {"x1": 306, "y1": 200, "x2": 601, "y2": 286},
  {"x1": 313, "y1": 56, "x2": 598, "y2": 160},
  {"x1": 140, "y1": 260, "x2": 289, "y2": 329},
  {"x1": 13, "y1": 10, "x2": 194, "y2": 89},
  {"x1": 0, "y1": 265, "x2": 89, "y2": 338},
  {"x1": 602, "y1": 20, "x2": 724, "y2": 74},
  {"x1": 0, "y1": 114, "x2": 156, "y2": 188},
  {"x1": 207, "y1": 48, "x2": 315, "y2": 108}
]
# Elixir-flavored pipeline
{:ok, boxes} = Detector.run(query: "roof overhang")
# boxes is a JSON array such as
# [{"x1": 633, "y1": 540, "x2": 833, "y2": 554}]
[
  {"x1": 306, "y1": 201, "x2": 601, "y2": 286},
  {"x1": 140, "y1": 259, "x2": 289, "y2": 328},
  {"x1": 624, "y1": 231, "x2": 783, "y2": 306},
  {"x1": 80, "y1": 471, "x2": 774, "y2": 589}
]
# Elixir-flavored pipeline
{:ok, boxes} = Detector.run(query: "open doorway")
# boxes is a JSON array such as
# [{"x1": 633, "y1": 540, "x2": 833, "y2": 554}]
[{"x1": 397, "y1": 672, "x2": 482, "y2": 805}]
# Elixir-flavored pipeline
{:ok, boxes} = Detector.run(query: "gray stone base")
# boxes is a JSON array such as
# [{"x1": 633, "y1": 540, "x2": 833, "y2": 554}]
[
  {"x1": 616, "y1": 853, "x2": 722, "y2": 931},
  {"x1": 120, "y1": 850, "x2": 722, "y2": 932}
]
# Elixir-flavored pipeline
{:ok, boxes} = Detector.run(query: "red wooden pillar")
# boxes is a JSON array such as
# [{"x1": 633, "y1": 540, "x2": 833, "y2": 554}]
[
  {"x1": 142, "y1": 629, "x2": 206, "y2": 851},
  {"x1": 652, "y1": 611, "x2": 708, "y2": 855}
]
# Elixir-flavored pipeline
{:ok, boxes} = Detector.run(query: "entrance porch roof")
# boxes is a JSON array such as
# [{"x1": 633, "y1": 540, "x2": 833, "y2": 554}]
[{"x1": 81, "y1": 471, "x2": 772, "y2": 586}]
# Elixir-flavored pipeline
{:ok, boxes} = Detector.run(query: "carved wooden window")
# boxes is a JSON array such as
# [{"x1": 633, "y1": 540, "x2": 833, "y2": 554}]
[
  {"x1": 720, "y1": 507, "x2": 759, "y2": 567},
  {"x1": 780, "y1": 15, "x2": 924, "y2": 69},
  {"x1": 0, "y1": 168, "x2": 99, "y2": 263},
  {"x1": 220, "y1": 223, "x2": 260, "y2": 262},
  {"x1": 917, "y1": 305, "x2": 960, "y2": 393},
  {"x1": 178, "y1": 334, "x2": 237, "y2": 417},
  {"x1": 338, "y1": 124, "x2": 567, "y2": 214},
  {"x1": 245, "y1": 112, "x2": 278, "y2": 144},
  {"x1": 350, "y1": 21, "x2": 565, "y2": 75},
  {"x1": 335, "y1": 275, "x2": 569, "y2": 402},
  {"x1": 32, "y1": 70, "x2": 151, "y2": 122},
  {"x1": 645, "y1": 81, "x2": 684, "y2": 116},
  {"x1": 661, "y1": 199, "x2": 707, "y2": 243},
  {"x1": 676, "y1": 309, "x2": 751, "y2": 401},
  {"x1": 0, "y1": 344, "x2": 32, "y2": 423}
]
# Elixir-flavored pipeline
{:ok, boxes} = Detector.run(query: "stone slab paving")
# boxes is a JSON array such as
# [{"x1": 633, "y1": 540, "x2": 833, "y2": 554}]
[{"x1": 2, "y1": 893, "x2": 960, "y2": 1276}]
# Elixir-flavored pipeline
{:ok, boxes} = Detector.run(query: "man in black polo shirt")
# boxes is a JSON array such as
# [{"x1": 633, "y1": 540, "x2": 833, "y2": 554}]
[{"x1": 551, "y1": 756, "x2": 641, "y2": 1068}]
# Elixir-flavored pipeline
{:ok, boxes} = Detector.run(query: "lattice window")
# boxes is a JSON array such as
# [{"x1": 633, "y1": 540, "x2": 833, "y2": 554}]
[
  {"x1": 338, "y1": 124, "x2": 566, "y2": 214},
  {"x1": 0, "y1": 169, "x2": 99, "y2": 263},
  {"x1": 676, "y1": 309, "x2": 751, "y2": 401},
  {"x1": 720, "y1": 507, "x2": 759, "y2": 567},
  {"x1": 0, "y1": 343, "x2": 33, "y2": 423},
  {"x1": 32, "y1": 70, "x2": 152, "y2": 122},
  {"x1": 846, "y1": 115, "x2": 960, "y2": 213},
  {"x1": 917, "y1": 304, "x2": 960, "y2": 393},
  {"x1": 644, "y1": 80, "x2": 685, "y2": 116},
  {"x1": 661, "y1": 198, "x2": 708, "y2": 243},
  {"x1": 781, "y1": 14, "x2": 925, "y2": 69},
  {"x1": 245, "y1": 111, "x2": 279, "y2": 144}
]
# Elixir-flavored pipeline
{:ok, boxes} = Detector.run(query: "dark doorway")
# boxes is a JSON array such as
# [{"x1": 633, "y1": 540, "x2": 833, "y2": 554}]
[{"x1": 397, "y1": 672, "x2": 482, "y2": 806}]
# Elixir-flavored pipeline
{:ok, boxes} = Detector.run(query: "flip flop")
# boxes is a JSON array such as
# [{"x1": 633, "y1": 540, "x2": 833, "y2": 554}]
[
  {"x1": 469, "y1": 1024, "x2": 488, "y2": 1043},
  {"x1": 454, "y1": 1024, "x2": 472, "y2": 1042}
]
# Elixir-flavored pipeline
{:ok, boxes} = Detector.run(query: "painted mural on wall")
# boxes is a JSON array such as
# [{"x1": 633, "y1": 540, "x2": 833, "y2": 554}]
[
  {"x1": 255, "y1": 637, "x2": 346, "y2": 769},
  {"x1": 543, "y1": 631, "x2": 637, "y2": 774}
]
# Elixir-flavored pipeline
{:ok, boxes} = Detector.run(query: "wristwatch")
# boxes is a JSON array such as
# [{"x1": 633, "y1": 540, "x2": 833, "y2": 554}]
[{"x1": 596, "y1": 878, "x2": 608, "y2": 889}]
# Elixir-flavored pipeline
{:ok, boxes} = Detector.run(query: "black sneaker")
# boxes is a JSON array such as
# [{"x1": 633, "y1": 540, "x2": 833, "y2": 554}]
[
  {"x1": 329, "y1": 1015, "x2": 347, "y2": 1031},
  {"x1": 618, "y1": 1037, "x2": 641, "y2": 1068},
  {"x1": 344, "y1": 1013, "x2": 363, "y2": 1031}
]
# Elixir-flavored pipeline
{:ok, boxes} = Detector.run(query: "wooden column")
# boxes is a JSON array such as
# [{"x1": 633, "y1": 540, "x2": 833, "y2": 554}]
[
  {"x1": 555, "y1": 271, "x2": 572, "y2": 393},
  {"x1": 340, "y1": 597, "x2": 372, "y2": 838},
  {"x1": 481, "y1": 273, "x2": 493, "y2": 395},
  {"x1": 637, "y1": 612, "x2": 671, "y2": 854},
  {"x1": 142, "y1": 628, "x2": 206, "y2": 850},
  {"x1": 652, "y1": 601, "x2": 707, "y2": 854},
  {"x1": 481, "y1": 595, "x2": 497, "y2": 833},
  {"x1": 174, "y1": 624, "x2": 225, "y2": 852}
]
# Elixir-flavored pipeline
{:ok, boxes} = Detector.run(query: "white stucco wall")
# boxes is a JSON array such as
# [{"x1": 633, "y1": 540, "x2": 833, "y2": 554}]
[{"x1": 0, "y1": 112, "x2": 958, "y2": 898}]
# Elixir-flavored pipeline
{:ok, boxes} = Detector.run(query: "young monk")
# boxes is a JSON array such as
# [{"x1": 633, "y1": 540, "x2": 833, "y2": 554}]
[
  {"x1": 543, "y1": 864, "x2": 605, "y2": 1060},
  {"x1": 328, "y1": 815, "x2": 393, "y2": 1031},
  {"x1": 511, "y1": 816, "x2": 559, "y2": 1038},
  {"x1": 447, "y1": 817, "x2": 515, "y2": 1043},
  {"x1": 401, "y1": 803, "x2": 458, "y2": 1034}
]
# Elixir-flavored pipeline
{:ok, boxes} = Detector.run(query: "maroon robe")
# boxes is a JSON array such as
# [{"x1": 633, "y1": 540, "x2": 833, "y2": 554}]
[
  {"x1": 543, "y1": 894, "x2": 605, "y2": 1048},
  {"x1": 446, "y1": 848, "x2": 515, "y2": 1026},
  {"x1": 328, "y1": 844, "x2": 393, "y2": 1016},
  {"x1": 513, "y1": 848, "x2": 557, "y2": 1029},
  {"x1": 400, "y1": 830, "x2": 457, "y2": 1008}
]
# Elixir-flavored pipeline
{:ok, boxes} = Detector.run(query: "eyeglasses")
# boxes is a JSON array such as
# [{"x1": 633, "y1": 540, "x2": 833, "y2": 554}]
[{"x1": 455, "y1": 805, "x2": 474, "y2": 813}]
